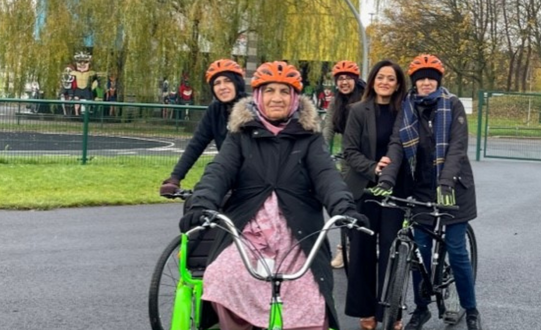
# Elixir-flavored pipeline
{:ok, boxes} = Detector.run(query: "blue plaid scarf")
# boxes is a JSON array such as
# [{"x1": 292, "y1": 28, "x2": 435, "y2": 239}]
[{"x1": 399, "y1": 87, "x2": 452, "y2": 180}]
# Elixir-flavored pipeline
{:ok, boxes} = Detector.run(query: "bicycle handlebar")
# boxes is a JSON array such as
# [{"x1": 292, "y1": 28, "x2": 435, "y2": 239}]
[
  {"x1": 189, "y1": 210, "x2": 374, "y2": 281},
  {"x1": 161, "y1": 189, "x2": 193, "y2": 200},
  {"x1": 363, "y1": 188, "x2": 459, "y2": 211}
]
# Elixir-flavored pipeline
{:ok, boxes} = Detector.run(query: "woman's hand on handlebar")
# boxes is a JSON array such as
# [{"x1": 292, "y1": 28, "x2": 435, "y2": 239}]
[
  {"x1": 368, "y1": 181, "x2": 393, "y2": 196},
  {"x1": 159, "y1": 177, "x2": 180, "y2": 198},
  {"x1": 344, "y1": 210, "x2": 370, "y2": 228},
  {"x1": 179, "y1": 207, "x2": 205, "y2": 232}
]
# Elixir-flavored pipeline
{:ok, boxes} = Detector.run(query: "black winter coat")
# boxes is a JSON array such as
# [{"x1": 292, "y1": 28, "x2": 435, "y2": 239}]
[
  {"x1": 170, "y1": 96, "x2": 245, "y2": 180},
  {"x1": 379, "y1": 93, "x2": 477, "y2": 224},
  {"x1": 342, "y1": 100, "x2": 410, "y2": 200},
  {"x1": 189, "y1": 96, "x2": 357, "y2": 330}
]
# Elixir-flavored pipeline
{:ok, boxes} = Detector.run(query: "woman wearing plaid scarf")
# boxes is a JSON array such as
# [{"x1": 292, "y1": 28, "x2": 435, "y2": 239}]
[{"x1": 371, "y1": 54, "x2": 481, "y2": 330}]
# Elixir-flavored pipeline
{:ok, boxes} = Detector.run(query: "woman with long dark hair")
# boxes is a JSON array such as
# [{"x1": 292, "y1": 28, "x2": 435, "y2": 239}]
[
  {"x1": 323, "y1": 60, "x2": 366, "y2": 269},
  {"x1": 342, "y1": 59, "x2": 408, "y2": 330}
]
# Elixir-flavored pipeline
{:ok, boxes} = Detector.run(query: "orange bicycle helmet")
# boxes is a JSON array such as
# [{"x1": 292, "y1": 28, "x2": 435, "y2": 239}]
[
  {"x1": 407, "y1": 54, "x2": 445, "y2": 76},
  {"x1": 332, "y1": 60, "x2": 360, "y2": 77},
  {"x1": 205, "y1": 59, "x2": 244, "y2": 83},
  {"x1": 251, "y1": 61, "x2": 303, "y2": 93}
]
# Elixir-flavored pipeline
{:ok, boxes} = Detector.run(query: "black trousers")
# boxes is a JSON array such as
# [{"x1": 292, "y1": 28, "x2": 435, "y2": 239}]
[{"x1": 345, "y1": 195, "x2": 403, "y2": 320}]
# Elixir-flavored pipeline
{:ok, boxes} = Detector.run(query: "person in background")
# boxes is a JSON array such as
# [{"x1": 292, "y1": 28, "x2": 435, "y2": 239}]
[
  {"x1": 159, "y1": 59, "x2": 247, "y2": 197},
  {"x1": 317, "y1": 85, "x2": 334, "y2": 112},
  {"x1": 178, "y1": 76, "x2": 195, "y2": 105},
  {"x1": 93, "y1": 78, "x2": 106, "y2": 116},
  {"x1": 342, "y1": 59, "x2": 408, "y2": 330},
  {"x1": 106, "y1": 74, "x2": 118, "y2": 116},
  {"x1": 323, "y1": 60, "x2": 366, "y2": 269},
  {"x1": 371, "y1": 54, "x2": 482, "y2": 330},
  {"x1": 179, "y1": 61, "x2": 369, "y2": 330}
]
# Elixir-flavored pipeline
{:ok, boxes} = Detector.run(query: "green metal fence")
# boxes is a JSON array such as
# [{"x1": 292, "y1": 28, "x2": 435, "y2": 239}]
[
  {"x1": 0, "y1": 98, "x2": 209, "y2": 166},
  {"x1": 477, "y1": 90, "x2": 541, "y2": 161}
]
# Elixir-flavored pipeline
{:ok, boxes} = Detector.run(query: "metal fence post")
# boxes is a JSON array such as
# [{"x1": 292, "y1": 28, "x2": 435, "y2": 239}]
[
  {"x1": 17, "y1": 102, "x2": 21, "y2": 125},
  {"x1": 81, "y1": 102, "x2": 90, "y2": 165},
  {"x1": 476, "y1": 90, "x2": 484, "y2": 161}
]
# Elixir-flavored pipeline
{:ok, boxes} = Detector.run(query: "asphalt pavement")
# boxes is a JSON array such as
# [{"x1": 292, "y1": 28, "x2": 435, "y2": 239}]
[{"x1": 1, "y1": 158, "x2": 540, "y2": 330}]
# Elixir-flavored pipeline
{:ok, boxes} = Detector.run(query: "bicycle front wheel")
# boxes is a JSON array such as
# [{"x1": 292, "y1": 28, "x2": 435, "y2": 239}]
[
  {"x1": 381, "y1": 243, "x2": 410, "y2": 330},
  {"x1": 149, "y1": 235, "x2": 200, "y2": 330},
  {"x1": 440, "y1": 223, "x2": 478, "y2": 324}
]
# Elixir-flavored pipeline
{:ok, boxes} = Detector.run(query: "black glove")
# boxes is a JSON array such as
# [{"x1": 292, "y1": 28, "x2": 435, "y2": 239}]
[
  {"x1": 437, "y1": 185, "x2": 456, "y2": 206},
  {"x1": 368, "y1": 181, "x2": 393, "y2": 196},
  {"x1": 344, "y1": 210, "x2": 370, "y2": 229},
  {"x1": 179, "y1": 207, "x2": 205, "y2": 233},
  {"x1": 160, "y1": 177, "x2": 180, "y2": 198}
]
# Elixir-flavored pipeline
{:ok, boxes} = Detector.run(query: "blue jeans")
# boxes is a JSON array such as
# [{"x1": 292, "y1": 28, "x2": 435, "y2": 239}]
[{"x1": 412, "y1": 222, "x2": 477, "y2": 310}]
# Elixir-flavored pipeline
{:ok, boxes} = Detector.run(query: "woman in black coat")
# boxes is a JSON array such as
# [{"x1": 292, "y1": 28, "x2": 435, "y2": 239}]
[
  {"x1": 159, "y1": 59, "x2": 248, "y2": 196},
  {"x1": 372, "y1": 54, "x2": 481, "y2": 330},
  {"x1": 180, "y1": 61, "x2": 368, "y2": 330},
  {"x1": 342, "y1": 60, "x2": 408, "y2": 330}
]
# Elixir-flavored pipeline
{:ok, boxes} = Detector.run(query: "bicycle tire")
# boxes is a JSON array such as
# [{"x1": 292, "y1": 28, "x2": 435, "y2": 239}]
[
  {"x1": 440, "y1": 223, "x2": 478, "y2": 325},
  {"x1": 149, "y1": 235, "x2": 198, "y2": 330},
  {"x1": 381, "y1": 243, "x2": 410, "y2": 330}
]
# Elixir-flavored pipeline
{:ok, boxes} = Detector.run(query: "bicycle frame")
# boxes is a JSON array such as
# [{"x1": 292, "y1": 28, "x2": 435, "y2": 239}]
[
  {"x1": 383, "y1": 217, "x2": 449, "y2": 312},
  {"x1": 170, "y1": 232, "x2": 204, "y2": 330},
  {"x1": 369, "y1": 194, "x2": 457, "y2": 321}
]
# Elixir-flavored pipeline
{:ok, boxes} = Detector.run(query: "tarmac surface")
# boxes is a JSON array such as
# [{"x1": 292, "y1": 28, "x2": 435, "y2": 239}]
[
  {"x1": 1, "y1": 158, "x2": 540, "y2": 330},
  {"x1": 0, "y1": 131, "x2": 170, "y2": 151}
]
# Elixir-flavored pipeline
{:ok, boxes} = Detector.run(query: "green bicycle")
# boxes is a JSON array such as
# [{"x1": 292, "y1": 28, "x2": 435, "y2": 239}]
[{"x1": 148, "y1": 191, "x2": 374, "y2": 330}]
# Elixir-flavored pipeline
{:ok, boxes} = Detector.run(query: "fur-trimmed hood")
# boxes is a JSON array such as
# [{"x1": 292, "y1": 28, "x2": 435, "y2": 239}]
[{"x1": 228, "y1": 95, "x2": 321, "y2": 133}]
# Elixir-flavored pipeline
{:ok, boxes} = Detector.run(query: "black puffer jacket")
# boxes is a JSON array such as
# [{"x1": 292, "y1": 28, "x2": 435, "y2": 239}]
[
  {"x1": 379, "y1": 94, "x2": 476, "y2": 224},
  {"x1": 189, "y1": 96, "x2": 357, "y2": 330}
]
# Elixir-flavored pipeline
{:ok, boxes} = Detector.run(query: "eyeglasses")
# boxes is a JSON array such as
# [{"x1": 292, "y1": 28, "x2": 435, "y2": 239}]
[{"x1": 337, "y1": 77, "x2": 354, "y2": 82}]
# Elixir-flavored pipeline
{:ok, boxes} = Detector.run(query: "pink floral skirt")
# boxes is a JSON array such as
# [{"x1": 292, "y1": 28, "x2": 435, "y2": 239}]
[{"x1": 202, "y1": 193, "x2": 326, "y2": 328}]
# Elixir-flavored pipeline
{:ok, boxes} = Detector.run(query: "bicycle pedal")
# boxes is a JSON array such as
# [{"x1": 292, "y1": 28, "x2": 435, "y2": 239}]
[{"x1": 443, "y1": 308, "x2": 465, "y2": 325}]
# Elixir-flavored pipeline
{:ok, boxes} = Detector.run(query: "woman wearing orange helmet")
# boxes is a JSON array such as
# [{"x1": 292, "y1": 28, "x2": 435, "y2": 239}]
[
  {"x1": 160, "y1": 59, "x2": 247, "y2": 196},
  {"x1": 179, "y1": 61, "x2": 368, "y2": 330},
  {"x1": 323, "y1": 60, "x2": 366, "y2": 150},
  {"x1": 324, "y1": 60, "x2": 366, "y2": 269},
  {"x1": 371, "y1": 54, "x2": 481, "y2": 330}
]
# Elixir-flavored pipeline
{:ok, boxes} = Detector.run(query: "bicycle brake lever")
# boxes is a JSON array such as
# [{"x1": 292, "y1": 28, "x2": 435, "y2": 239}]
[
  {"x1": 341, "y1": 215, "x2": 355, "y2": 228},
  {"x1": 199, "y1": 210, "x2": 219, "y2": 225}
]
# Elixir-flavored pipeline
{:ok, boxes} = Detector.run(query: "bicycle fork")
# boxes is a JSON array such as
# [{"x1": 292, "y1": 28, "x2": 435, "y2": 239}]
[
  {"x1": 170, "y1": 234, "x2": 203, "y2": 330},
  {"x1": 268, "y1": 279, "x2": 284, "y2": 330}
]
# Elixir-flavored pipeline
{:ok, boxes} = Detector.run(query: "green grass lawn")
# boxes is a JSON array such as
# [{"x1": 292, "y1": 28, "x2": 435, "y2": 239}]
[{"x1": 0, "y1": 157, "x2": 206, "y2": 210}]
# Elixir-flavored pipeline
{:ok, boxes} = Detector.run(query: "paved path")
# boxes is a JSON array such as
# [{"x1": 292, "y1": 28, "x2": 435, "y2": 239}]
[{"x1": 1, "y1": 159, "x2": 540, "y2": 329}]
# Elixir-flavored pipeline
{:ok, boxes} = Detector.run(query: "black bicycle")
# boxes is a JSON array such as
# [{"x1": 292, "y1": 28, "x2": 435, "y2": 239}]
[{"x1": 364, "y1": 190, "x2": 478, "y2": 330}]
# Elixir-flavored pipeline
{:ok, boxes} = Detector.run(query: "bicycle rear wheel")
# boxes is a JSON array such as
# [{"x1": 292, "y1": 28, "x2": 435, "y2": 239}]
[
  {"x1": 440, "y1": 223, "x2": 478, "y2": 324},
  {"x1": 149, "y1": 235, "x2": 201, "y2": 330},
  {"x1": 381, "y1": 243, "x2": 410, "y2": 330}
]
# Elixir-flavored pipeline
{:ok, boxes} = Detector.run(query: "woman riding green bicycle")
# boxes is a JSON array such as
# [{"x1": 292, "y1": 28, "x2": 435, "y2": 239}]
[{"x1": 180, "y1": 61, "x2": 369, "y2": 330}]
